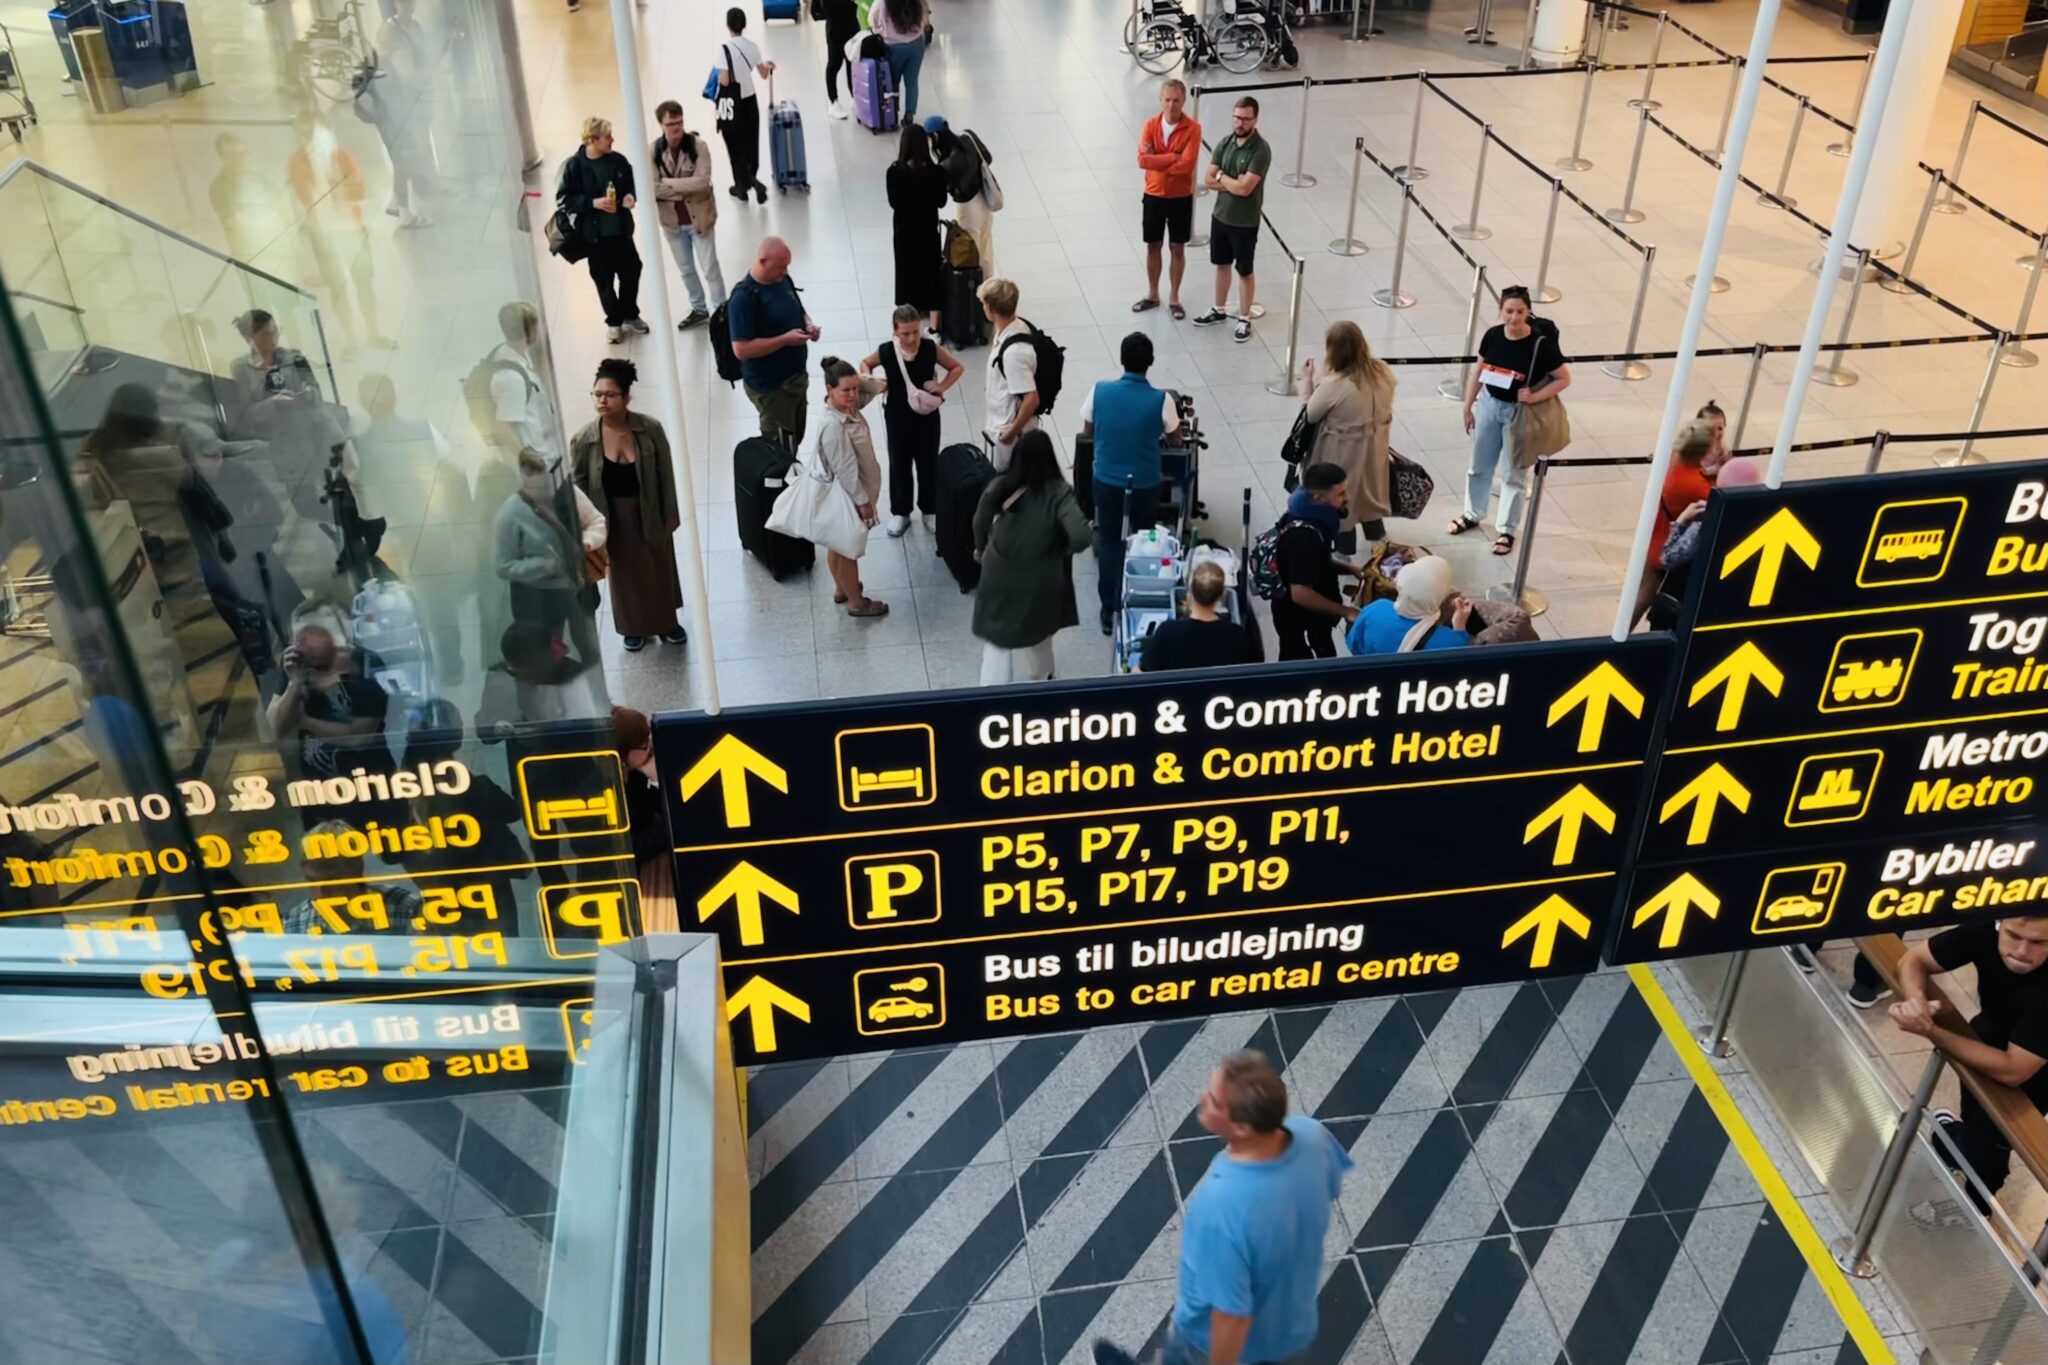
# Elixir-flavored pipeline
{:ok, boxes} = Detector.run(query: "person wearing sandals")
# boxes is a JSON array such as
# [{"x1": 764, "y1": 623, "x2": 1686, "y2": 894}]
[
  {"x1": 971, "y1": 430, "x2": 1093, "y2": 685},
  {"x1": 1450, "y1": 286, "x2": 1572, "y2": 557},
  {"x1": 814, "y1": 356, "x2": 892, "y2": 618},
  {"x1": 571, "y1": 358, "x2": 688, "y2": 653},
  {"x1": 1297, "y1": 321, "x2": 1394, "y2": 555},
  {"x1": 1134, "y1": 79, "x2": 1201, "y2": 321}
]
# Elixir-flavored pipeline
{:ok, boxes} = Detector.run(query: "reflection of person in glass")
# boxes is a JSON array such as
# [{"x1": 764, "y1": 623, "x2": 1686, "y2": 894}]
[
  {"x1": 266, "y1": 622, "x2": 402, "y2": 818},
  {"x1": 494, "y1": 450, "x2": 606, "y2": 667},
  {"x1": 611, "y1": 704, "x2": 674, "y2": 922},
  {"x1": 288, "y1": 109, "x2": 395, "y2": 352},
  {"x1": 368, "y1": 0, "x2": 439, "y2": 228},
  {"x1": 230, "y1": 308, "x2": 345, "y2": 523},
  {"x1": 282, "y1": 818, "x2": 424, "y2": 932},
  {"x1": 207, "y1": 131, "x2": 290, "y2": 265},
  {"x1": 400, "y1": 698, "x2": 531, "y2": 920}
]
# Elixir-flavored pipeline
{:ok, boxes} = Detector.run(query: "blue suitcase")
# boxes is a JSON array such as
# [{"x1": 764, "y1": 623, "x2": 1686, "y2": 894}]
[
  {"x1": 770, "y1": 97, "x2": 810, "y2": 192},
  {"x1": 763, "y1": 0, "x2": 800, "y2": 18},
  {"x1": 851, "y1": 54, "x2": 896, "y2": 134}
]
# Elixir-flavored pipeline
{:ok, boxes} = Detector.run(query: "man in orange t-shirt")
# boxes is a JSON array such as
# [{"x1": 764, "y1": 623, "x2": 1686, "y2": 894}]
[{"x1": 1134, "y1": 79, "x2": 1202, "y2": 320}]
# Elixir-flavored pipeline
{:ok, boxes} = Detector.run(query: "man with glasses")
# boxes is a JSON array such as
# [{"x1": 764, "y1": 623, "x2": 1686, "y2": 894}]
[{"x1": 1191, "y1": 96, "x2": 1270, "y2": 345}]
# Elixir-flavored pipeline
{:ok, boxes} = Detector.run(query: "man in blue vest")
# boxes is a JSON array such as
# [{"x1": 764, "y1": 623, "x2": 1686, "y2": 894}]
[{"x1": 1079, "y1": 332, "x2": 1184, "y2": 634}]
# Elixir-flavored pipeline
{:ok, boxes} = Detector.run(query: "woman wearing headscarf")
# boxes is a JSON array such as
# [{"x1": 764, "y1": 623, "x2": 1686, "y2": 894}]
[{"x1": 1346, "y1": 555, "x2": 1473, "y2": 654}]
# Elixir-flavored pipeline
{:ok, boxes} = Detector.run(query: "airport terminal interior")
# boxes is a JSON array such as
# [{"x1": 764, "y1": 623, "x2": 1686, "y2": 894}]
[{"x1": 2, "y1": 0, "x2": 2048, "y2": 1356}]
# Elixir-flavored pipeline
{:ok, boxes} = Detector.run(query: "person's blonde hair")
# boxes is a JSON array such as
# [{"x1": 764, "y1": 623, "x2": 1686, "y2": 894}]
[
  {"x1": 1188, "y1": 560, "x2": 1227, "y2": 608},
  {"x1": 581, "y1": 116, "x2": 613, "y2": 142},
  {"x1": 976, "y1": 277, "x2": 1020, "y2": 318},
  {"x1": 1674, "y1": 418, "x2": 1717, "y2": 465},
  {"x1": 1324, "y1": 320, "x2": 1392, "y2": 393}
]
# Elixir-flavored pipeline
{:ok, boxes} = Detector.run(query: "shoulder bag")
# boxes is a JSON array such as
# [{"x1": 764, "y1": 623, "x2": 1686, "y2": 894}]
[
  {"x1": 1512, "y1": 333, "x2": 1571, "y2": 466},
  {"x1": 967, "y1": 131, "x2": 1003, "y2": 211},
  {"x1": 766, "y1": 423, "x2": 868, "y2": 558},
  {"x1": 1388, "y1": 448, "x2": 1434, "y2": 520},
  {"x1": 709, "y1": 44, "x2": 738, "y2": 124}
]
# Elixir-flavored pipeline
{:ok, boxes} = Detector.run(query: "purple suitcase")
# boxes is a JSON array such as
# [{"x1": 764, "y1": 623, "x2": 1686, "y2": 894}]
[{"x1": 852, "y1": 54, "x2": 897, "y2": 134}]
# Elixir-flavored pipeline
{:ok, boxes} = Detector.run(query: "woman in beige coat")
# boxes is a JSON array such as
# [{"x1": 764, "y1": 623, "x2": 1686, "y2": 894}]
[
  {"x1": 815, "y1": 356, "x2": 890, "y2": 617},
  {"x1": 1296, "y1": 320, "x2": 1395, "y2": 552}
]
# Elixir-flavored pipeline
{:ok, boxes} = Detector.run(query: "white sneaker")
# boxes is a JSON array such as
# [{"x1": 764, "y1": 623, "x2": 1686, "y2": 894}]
[
  {"x1": 830, "y1": 100, "x2": 850, "y2": 120},
  {"x1": 399, "y1": 210, "x2": 433, "y2": 229},
  {"x1": 885, "y1": 514, "x2": 911, "y2": 537},
  {"x1": 607, "y1": 324, "x2": 624, "y2": 343},
  {"x1": 921, "y1": 513, "x2": 936, "y2": 533}
]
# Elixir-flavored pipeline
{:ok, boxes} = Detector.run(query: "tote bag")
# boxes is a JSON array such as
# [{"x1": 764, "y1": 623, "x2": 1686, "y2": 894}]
[
  {"x1": 766, "y1": 428, "x2": 868, "y2": 558},
  {"x1": 1511, "y1": 333, "x2": 1571, "y2": 466}
]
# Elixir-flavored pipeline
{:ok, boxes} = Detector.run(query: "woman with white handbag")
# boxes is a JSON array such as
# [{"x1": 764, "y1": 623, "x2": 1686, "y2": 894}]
[{"x1": 767, "y1": 357, "x2": 891, "y2": 617}]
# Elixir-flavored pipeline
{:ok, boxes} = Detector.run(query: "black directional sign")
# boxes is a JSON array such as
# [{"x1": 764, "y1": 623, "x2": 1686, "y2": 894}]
[
  {"x1": 657, "y1": 640, "x2": 1674, "y2": 1064},
  {"x1": 1614, "y1": 459, "x2": 2048, "y2": 962}
]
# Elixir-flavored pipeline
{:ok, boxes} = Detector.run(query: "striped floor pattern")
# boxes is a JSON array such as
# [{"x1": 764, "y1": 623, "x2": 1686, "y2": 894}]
[{"x1": 748, "y1": 971, "x2": 1902, "y2": 1365}]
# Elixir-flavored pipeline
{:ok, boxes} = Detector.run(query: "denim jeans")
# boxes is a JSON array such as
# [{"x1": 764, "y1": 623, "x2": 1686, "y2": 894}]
[
  {"x1": 885, "y1": 38, "x2": 926, "y2": 119},
  {"x1": 662, "y1": 223, "x2": 727, "y2": 314},
  {"x1": 1463, "y1": 391, "x2": 1529, "y2": 534}
]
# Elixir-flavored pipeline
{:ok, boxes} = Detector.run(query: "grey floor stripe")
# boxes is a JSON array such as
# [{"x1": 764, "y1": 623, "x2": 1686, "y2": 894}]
[
  {"x1": 747, "y1": 1060, "x2": 832, "y2": 1130},
  {"x1": 1643, "y1": 1089, "x2": 1732, "y2": 1237},
  {"x1": 1044, "y1": 1149, "x2": 1177, "y2": 1295},
  {"x1": 1558, "y1": 1215, "x2": 1691, "y2": 1364},
  {"x1": 1309, "y1": 1002, "x2": 1434, "y2": 1123},
  {"x1": 1407, "y1": 1234, "x2": 1531, "y2": 1365},
  {"x1": 1709, "y1": 1211, "x2": 1810, "y2": 1363},
  {"x1": 1450, "y1": 984, "x2": 1560, "y2": 1107}
]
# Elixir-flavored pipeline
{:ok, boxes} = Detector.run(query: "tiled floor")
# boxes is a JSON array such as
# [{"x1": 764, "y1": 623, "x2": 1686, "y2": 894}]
[{"x1": 747, "y1": 964, "x2": 1919, "y2": 1365}]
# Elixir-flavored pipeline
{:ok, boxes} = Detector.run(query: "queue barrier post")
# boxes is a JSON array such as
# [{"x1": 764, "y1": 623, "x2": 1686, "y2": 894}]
[
  {"x1": 1266, "y1": 256, "x2": 1308, "y2": 395},
  {"x1": 1534, "y1": 177, "x2": 1564, "y2": 303},
  {"x1": 1729, "y1": 340, "x2": 1766, "y2": 452},
  {"x1": 1759, "y1": 95, "x2": 1807, "y2": 211},
  {"x1": 1188, "y1": 82, "x2": 1210, "y2": 250},
  {"x1": 1934, "y1": 333, "x2": 2007, "y2": 467},
  {"x1": 1465, "y1": 0, "x2": 1498, "y2": 45},
  {"x1": 2001, "y1": 233, "x2": 2048, "y2": 368},
  {"x1": 1879, "y1": 169, "x2": 1943, "y2": 296},
  {"x1": 1489, "y1": 455, "x2": 1551, "y2": 616},
  {"x1": 1329, "y1": 137, "x2": 1371, "y2": 256},
  {"x1": 1559, "y1": 59, "x2": 1597, "y2": 172},
  {"x1": 1605, "y1": 105, "x2": 1650, "y2": 225},
  {"x1": 1827, "y1": 50, "x2": 1873, "y2": 158},
  {"x1": 1374, "y1": 184, "x2": 1419, "y2": 309},
  {"x1": 1395, "y1": 72, "x2": 1431, "y2": 182},
  {"x1": 1602, "y1": 244, "x2": 1656, "y2": 381},
  {"x1": 1440, "y1": 263, "x2": 1489, "y2": 399},
  {"x1": 1282, "y1": 77, "x2": 1318, "y2": 189},
  {"x1": 1697, "y1": 951, "x2": 1747, "y2": 1058},
  {"x1": 1351, "y1": 0, "x2": 1384, "y2": 39},
  {"x1": 1453, "y1": 122, "x2": 1494, "y2": 241},
  {"x1": 1811, "y1": 246, "x2": 1870, "y2": 387},
  {"x1": 1708, "y1": 55, "x2": 1741, "y2": 164},
  {"x1": 1862, "y1": 428, "x2": 1891, "y2": 474},
  {"x1": 1684, "y1": 269, "x2": 1729, "y2": 293},
  {"x1": 1517, "y1": 0, "x2": 1537, "y2": 67},
  {"x1": 1834, "y1": 1048, "x2": 1945, "y2": 1277},
  {"x1": 1933, "y1": 101, "x2": 1979, "y2": 215},
  {"x1": 1627, "y1": 12, "x2": 1667, "y2": 111}
]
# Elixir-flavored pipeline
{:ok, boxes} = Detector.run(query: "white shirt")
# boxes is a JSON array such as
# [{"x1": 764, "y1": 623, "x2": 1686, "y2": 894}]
[
  {"x1": 1078, "y1": 386, "x2": 1182, "y2": 435},
  {"x1": 720, "y1": 36, "x2": 766, "y2": 100},
  {"x1": 985, "y1": 319, "x2": 1039, "y2": 462},
  {"x1": 487, "y1": 345, "x2": 559, "y2": 460}
]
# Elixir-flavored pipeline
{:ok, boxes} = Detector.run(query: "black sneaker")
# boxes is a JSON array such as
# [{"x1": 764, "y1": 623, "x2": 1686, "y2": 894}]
[
  {"x1": 625, "y1": 318, "x2": 650, "y2": 335},
  {"x1": 661, "y1": 627, "x2": 688, "y2": 646},
  {"x1": 1234, "y1": 317, "x2": 1252, "y2": 343},
  {"x1": 622, "y1": 635, "x2": 647, "y2": 652},
  {"x1": 1191, "y1": 308, "x2": 1230, "y2": 327},
  {"x1": 1847, "y1": 978, "x2": 1892, "y2": 1009},
  {"x1": 1100, "y1": 609, "x2": 1114, "y2": 636},
  {"x1": 678, "y1": 308, "x2": 710, "y2": 330},
  {"x1": 1091, "y1": 1342, "x2": 1136, "y2": 1365}
]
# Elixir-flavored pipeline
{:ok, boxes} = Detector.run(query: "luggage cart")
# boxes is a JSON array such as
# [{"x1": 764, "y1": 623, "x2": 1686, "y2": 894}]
[
  {"x1": 1156, "y1": 391, "x2": 1206, "y2": 542},
  {"x1": 0, "y1": 24, "x2": 36, "y2": 141},
  {"x1": 1110, "y1": 478, "x2": 1182, "y2": 674}
]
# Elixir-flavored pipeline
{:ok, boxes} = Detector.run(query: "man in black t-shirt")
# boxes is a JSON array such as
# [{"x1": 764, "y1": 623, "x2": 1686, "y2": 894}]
[
  {"x1": 1143, "y1": 562, "x2": 1254, "y2": 672},
  {"x1": 1269, "y1": 462, "x2": 1360, "y2": 661},
  {"x1": 1891, "y1": 917, "x2": 2048, "y2": 1195}
]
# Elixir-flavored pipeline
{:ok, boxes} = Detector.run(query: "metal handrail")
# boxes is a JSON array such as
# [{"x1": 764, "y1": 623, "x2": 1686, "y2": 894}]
[
  {"x1": 0, "y1": 156, "x2": 319, "y2": 300},
  {"x1": 1998, "y1": 17, "x2": 2048, "y2": 61},
  {"x1": 10, "y1": 288, "x2": 84, "y2": 316}
]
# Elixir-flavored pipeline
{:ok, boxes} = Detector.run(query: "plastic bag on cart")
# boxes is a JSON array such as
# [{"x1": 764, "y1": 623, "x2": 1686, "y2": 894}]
[{"x1": 351, "y1": 578, "x2": 436, "y2": 700}]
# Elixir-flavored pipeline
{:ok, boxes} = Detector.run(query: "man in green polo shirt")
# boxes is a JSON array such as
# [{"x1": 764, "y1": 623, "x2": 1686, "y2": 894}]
[{"x1": 1192, "y1": 96, "x2": 1272, "y2": 345}]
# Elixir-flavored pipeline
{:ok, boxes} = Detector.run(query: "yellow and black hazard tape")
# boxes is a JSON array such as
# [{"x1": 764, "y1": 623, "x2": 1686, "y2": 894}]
[{"x1": 1914, "y1": 162, "x2": 2047, "y2": 243}]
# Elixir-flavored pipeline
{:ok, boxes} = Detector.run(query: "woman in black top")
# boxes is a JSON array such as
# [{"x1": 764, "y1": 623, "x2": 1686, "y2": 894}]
[
  {"x1": 570, "y1": 358, "x2": 687, "y2": 652},
  {"x1": 1142, "y1": 561, "x2": 1254, "y2": 671},
  {"x1": 861, "y1": 303, "x2": 965, "y2": 537},
  {"x1": 558, "y1": 117, "x2": 645, "y2": 343},
  {"x1": 1450, "y1": 286, "x2": 1572, "y2": 556},
  {"x1": 822, "y1": 0, "x2": 860, "y2": 116},
  {"x1": 887, "y1": 123, "x2": 951, "y2": 336}
]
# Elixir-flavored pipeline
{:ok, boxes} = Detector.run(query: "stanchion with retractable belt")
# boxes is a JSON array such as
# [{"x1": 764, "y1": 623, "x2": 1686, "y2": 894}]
[
  {"x1": 1728, "y1": 341, "x2": 1766, "y2": 451},
  {"x1": 1826, "y1": 50, "x2": 1872, "y2": 158},
  {"x1": 1375, "y1": 183, "x2": 1419, "y2": 309},
  {"x1": 1627, "y1": 12, "x2": 1666, "y2": 111},
  {"x1": 1452, "y1": 122, "x2": 1493, "y2": 241},
  {"x1": 1877, "y1": 170, "x2": 1943, "y2": 296},
  {"x1": 1558, "y1": 60, "x2": 1596, "y2": 172},
  {"x1": 1351, "y1": 0, "x2": 1384, "y2": 40},
  {"x1": 1393, "y1": 72, "x2": 1430, "y2": 182},
  {"x1": 1707, "y1": 56, "x2": 1741, "y2": 164},
  {"x1": 1861, "y1": 429, "x2": 1891, "y2": 474},
  {"x1": 1758, "y1": 95, "x2": 1806, "y2": 210},
  {"x1": 1265, "y1": 257, "x2": 1307, "y2": 396},
  {"x1": 1602, "y1": 245, "x2": 1655, "y2": 381},
  {"x1": 1533, "y1": 177, "x2": 1564, "y2": 304},
  {"x1": 1465, "y1": 0, "x2": 1497, "y2": 45},
  {"x1": 1604, "y1": 106, "x2": 1650, "y2": 225},
  {"x1": 1933, "y1": 102, "x2": 1978, "y2": 215},
  {"x1": 2000, "y1": 235, "x2": 2047, "y2": 368},
  {"x1": 1517, "y1": 0, "x2": 1537, "y2": 68},
  {"x1": 1489, "y1": 455, "x2": 1550, "y2": 617},
  {"x1": 1933, "y1": 332, "x2": 2008, "y2": 467},
  {"x1": 1189, "y1": 83, "x2": 1210, "y2": 249},
  {"x1": 1281, "y1": 77, "x2": 1317, "y2": 189},
  {"x1": 1810, "y1": 246, "x2": 1870, "y2": 388},
  {"x1": 1329, "y1": 138, "x2": 1370, "y2": 256},
  {"x1": 1441, "y1": 264, "x2": 1489, "y2": 399}
]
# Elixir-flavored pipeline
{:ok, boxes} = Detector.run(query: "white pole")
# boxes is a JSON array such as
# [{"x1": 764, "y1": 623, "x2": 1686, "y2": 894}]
[
  {"x1": 609, "y1": 0, "x2": 721, "y2": 710},
  {"x1": 1761, "y1": 0, "x2": 1916, "y2": 489},
  {"x1": 1608, "y1": 0, "x2": 1782, "y2": 641}
]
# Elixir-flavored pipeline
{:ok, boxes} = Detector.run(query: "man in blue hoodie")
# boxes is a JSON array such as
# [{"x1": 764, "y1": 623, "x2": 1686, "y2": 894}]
[
  {"x1": 1270, "y1": 461, "x2": 1361, "y2": 661},
  {"x1": 1079, "y1": 332, "x2": 1183, "y2": 633}
]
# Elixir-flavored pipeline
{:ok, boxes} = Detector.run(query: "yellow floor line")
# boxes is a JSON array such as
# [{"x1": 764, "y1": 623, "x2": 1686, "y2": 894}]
[{"x1": 1627, "y1": 963, "x2": 1896, "y2": 1365}]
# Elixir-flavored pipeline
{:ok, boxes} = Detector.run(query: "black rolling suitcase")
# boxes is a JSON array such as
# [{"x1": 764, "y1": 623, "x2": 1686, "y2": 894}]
[
  {"x1": 940, "y1": 264, "x2": 988, "y2": 349},
  {"x1": 734, "y1": 436, "x2": 815, "y2": 579},
  {"x1": 1073, "y1": 433, "x2": 1095, "y2": 521},
  {"x1": 934, "y1": 442, "x2": 994, "y2": 592}
]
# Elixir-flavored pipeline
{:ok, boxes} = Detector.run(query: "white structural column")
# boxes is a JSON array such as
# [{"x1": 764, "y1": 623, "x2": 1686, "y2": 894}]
[
  {"x1": 1847, "y1": 0, "x2": 1969, "y2": 256},
  {"x1": 1531, "y1": 0, "x2": 1589, "y2": 64}
]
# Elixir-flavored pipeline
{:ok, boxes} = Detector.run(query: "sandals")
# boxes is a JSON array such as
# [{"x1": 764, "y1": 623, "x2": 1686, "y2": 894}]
[
  {"x1": 1169, "y1": 303, "x2": 1186, "y2": 321},
  {"x1": 847, "y1": 600, "x2": 890, "y2": 618},
  {"x1": 1132, "y1": 297, "x2": 1161, "y2": 313},
  {"x1": 1492, "y1": 533, "x2": 1516, "y2": 556},
  {"x1": 1447, "y1": 515, "x2": 1481, "y2": 535}
]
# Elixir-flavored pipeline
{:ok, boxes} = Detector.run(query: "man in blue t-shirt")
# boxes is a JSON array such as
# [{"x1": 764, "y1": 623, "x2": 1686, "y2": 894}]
[
  {"x1": 726, "y1": 235, "x2": 817, "y2": 445},
  {"x1": 1095, "y1": 1051, "x2": 1352, "y2": 1365}
]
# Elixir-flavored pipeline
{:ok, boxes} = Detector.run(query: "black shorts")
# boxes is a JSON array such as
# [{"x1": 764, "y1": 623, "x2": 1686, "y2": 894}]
[
  {"x1": 1141, "y1": 193, "x2": 1194, "y2": 245},
  {"x1": 1208, "y1": 218, "x2": 1259, "y2": 276}
]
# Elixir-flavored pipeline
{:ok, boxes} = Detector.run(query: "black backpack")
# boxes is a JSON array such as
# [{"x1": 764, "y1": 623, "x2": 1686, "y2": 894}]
[
  {"x1": 708, "y1": 305, "x2": 743, "y2": 386},
  {"x1": 997, "y1": 320, "x2": 1066, "y2": 414}
]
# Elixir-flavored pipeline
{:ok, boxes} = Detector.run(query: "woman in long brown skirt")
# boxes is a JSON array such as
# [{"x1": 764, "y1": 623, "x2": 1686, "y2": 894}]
[{"x1": 572, "y1": 358, "x2": 688, "y2": 652}]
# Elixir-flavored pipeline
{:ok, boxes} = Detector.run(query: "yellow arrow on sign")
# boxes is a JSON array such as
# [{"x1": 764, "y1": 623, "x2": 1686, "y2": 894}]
[
  {"x1": 697, "y1": 861, "x2": 800, "y2": 947},
  {"x1": 1687, "y1": 640, "x2": 1784, "y2": 732},
  {"x1": 1501, "y1": 894, "x2": 1593, "y2": 969},
  {"x1": 1523, "y1": 785, "x2": 1617, "y2": 866},
  {"x1": 1632, "y1": 873, "x2": 1721, "y2": 950},
  {"x1": 726, "y1": 975, "x2": 811, "y2": 1054},
  {"x1": 1546, "y1": 662, "x2": 1646, "y2": 753},
  {"x1": 1658, "y1": 763, "x2": 1752, "y2": 845},
  {"x1": 1719, "y1": 506, "x2": 1821, "y2": 608},
  {"x1": 678, "y1": 734, "x2": 788, "y2": 829}
]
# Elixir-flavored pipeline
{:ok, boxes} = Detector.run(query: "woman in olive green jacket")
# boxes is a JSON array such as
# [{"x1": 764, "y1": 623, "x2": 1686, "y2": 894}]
[
  {"x1": 972, "y1": 430, "x2": 1093, "y2": 685},
  {"x1": 571, "y1": 358, "x2": 686, "y2": 651}
]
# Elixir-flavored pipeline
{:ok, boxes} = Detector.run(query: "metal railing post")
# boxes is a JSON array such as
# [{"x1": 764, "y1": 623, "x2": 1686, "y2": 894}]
[
  {"x1": 1879, "y1": 170, "x2": 1943, "y2": 295},
  {"x1": 1602, "y1": 245, "x2": 1655, "y2": 380},
  {"x1": 1605, "y1": 106, "x2": 1650, "y2": 224},
  {"x1": 1827, "y1": 50, "x2": 1873, "y2": 157},
  {"x1": 1708, "y1": 56, "x2": 1742, "y2": 163},
  {"x1": 1628, "y1": 12, "x2": 1667, "y2": 111},
  {"x1": 1488, "y1": 456, "x2": 1550, "y2": 615},
  {"x1": 1265, "y1": 257, "x2": 1308, "y2": 395},
  {"x1": 1933, "y1": 101, "x2": 1979, "y2": 215},
  {"x1": 1558, "y1": 58, "x2": 1597, "y2": 172},
  {"x1": 1329, "y1": 138, "x2": 1370, "y2": 255},
  {"x1": 1440, "y1": 263, "x2": 1489, "y2": 399},
  {"x1": 1517, "y1": 0, "x2": 1538, "y2": 67},
  {"x1": 1394, "y1": 73, "x2": 1431, "y2": 181},
  {"x1": 1453, "y1": 125, "x2": 1494, "y2": 240},
  {"x1": 1862, "y1": 428, "x2": 1891, "y2": 474},
  {"x1": 1465, "y1": 0, "x2": 1498, "y2": 44},
  {"x1": 1374, "y1": 185, "x2": 1419, "y2": 308},
  {"x1": 1684, "y1": 269, "x2": 1730, "y2": 293},
  {"x1": 1759, "y1": 95, "x2": 1807, "y2": 211},
  {"x1": 1189, "y1": 82, "x2": 1211, "y2": 249},
  {"x1": 1729, "y1": 340, "x2": 1766, "y2": 451},
  {"x1": 1352, "y1": 0, "x2": 1384, "y2": 38},
  {"x1": 1934, "y1": 333, "x2": 2007, "y2": 467},
  {"x1": 2002, "y1": 233, "x2": 2048, "y2": 367},
  {"x1": 1534, "y1": 177, "x2": 1564, "y2": 303},
  {"x1": 1697, "y1": 951, "x2": 1747, "y2": 1058},
  {"x1": 1282, "y1": 77, "x2": 1318, "y2": 188},
  {"x1": 1812, "y1": 247, "x2": 1870, "y2": 387},
  {"x1": 1835, "y1": 1049, "x2": 1945, "y2": 1277}
]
